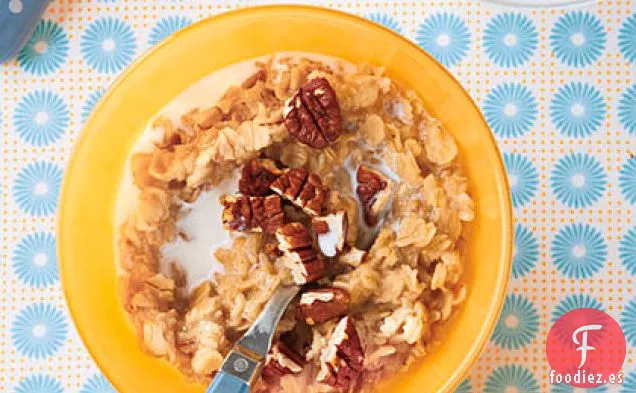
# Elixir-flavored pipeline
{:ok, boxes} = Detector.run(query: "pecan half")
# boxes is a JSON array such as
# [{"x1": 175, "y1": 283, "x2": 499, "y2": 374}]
[
  {"x1": 317, "y1": 316, "x2": 365, "y2": 388},
  {"x1": 284, "y1": 78, "x2": 342, "y2": 149},
  {"x1": 238, "y1": 159, "x2": 282, "y2": 196},
  {"x1": 221, "y1": 195, "x2": 285, "y2": 233},
  {"x1": 296, "y1": 288, "x2": 351, "y2": 325},
  {"x1": 270, "y1": 168, "x2": 329, "y2": 216},
  {"x1": 262, "y1": 341, "x2": 305, "y2": 383},
  {"x1": 312, "y1": 211, "x2": 348, "y2": 257},
  {"x1": 356, "y1": 166, "x2": 394, "y2": 226},
  {"x1": 276, "y1": 223, "x2": 325, "y2": 284}
]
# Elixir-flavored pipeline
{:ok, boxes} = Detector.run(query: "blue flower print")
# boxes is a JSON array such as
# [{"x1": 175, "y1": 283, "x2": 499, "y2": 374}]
[
  {"x1": 11, "y1": 303, "x2": 68, "y2": 359},
  {"x1": 551, "y1": 223, "x2": 607, "y2": 279},
  {"x1": 550, "y1": 82, "x2": 606, "y2": 138},
  {"x1": 82, "y1": 89, "x2": 105, "y2": 122},
  {"x1": 483, "y1": 13, "x2": 537, "y2": 68},
  {"x1": 550, "y1": 11, "x2": 606, "y2": 67},
  {"x1": 550, "y1": 153, "x2": 606, "y2": 208},
  {"x1": 551, "y1": 384, "x2": 608, "y2": 393},
  {"x1": 483, "y1": 83, "x2": 537, "y2": 138},
  {"x1": 619, "y1": 84, "x2": 636, "y2": 134},
  {"x1": 149, "y1": 16, "x2": 192, "y2": 46},
  {"x1": 512, "y1": 223, "x2": 539, "y2": 279},
  {"x1": 454, "y1": 379, "x2": 472, "y2": 393},
  {"x1": 622, "y1": 371, "x2": 636, "y2": 393},
  {"x1": 619, "y1": 14, "x2": 636, "y2": 63},
  {"x1": 17, "y1": 20, "x2": 69, "y2": 75},
  {"x1": 81, "y1": 17, "x2": 137, "y2": 74},
  {"x1": 13, "y1": 161, "x2": 63, "y2": 216},
  {"x1": 491, "y1": 294, "x2": 539, "y2": 350},
  {"x1": 484, "y1": 364, "x2": 540, "y2": 393},
  {"x1": 13, "y1": 232, "x2": 58, "y2": 288},
  {"x1": 13, "y1": 374, "x2": 64, "y2": 393},
  {"x1": 621, "y1": 299, "x2": 636, "y2": 347},
  {"x1": 619, "y1": 226, "x2": 636, "y2": 275},
  {"x1": 503, "y1": 152, "x2": 539, "y2": 208},
  {"x1": 619, "y1": 157, "x2": 636, "y2": 205},
  {"x1": 14, "y1": 90, "x2": 69, "y2": 146},
  {"x1": 80, "y1": 373, "x2": 116, "y2": 393},
  {"x1": 415, "y1": 13, "x2": 470, "y2": 68},
  {"x1": 552, "y1": 294, "x2": 604, "y2": 323},
  {"x1": 367, "y1": 13, "x2": 402, "y2": 34}
]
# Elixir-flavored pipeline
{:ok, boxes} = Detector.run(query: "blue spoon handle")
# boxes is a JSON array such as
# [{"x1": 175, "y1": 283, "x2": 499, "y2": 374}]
[{"x1": 206, "y1": 371, "x2": 250, "y2": 393}]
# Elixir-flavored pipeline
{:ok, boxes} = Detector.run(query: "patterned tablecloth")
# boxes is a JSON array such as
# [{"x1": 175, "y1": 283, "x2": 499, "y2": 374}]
[{"x1": 1, "y1": 0, "x2": 634, "y2": 392}]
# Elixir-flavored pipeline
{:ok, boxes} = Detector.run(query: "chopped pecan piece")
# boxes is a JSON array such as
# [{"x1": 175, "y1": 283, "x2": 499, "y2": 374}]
[
  {"x1": 262, "y1": 341, "x2": 305, "y2": 383},
  {"x1": 271, "y1": 168, "x2": 306, "y2": 201},
  {"x1": 238, "y1": 159, "x2": 282, "y2": 196},
  {"x1": 297, "y1": 288, "x2": 351, "y2": 325},
  {"x1": 254, "y1": 195, "x2": 286, "y2": 233},
  {"x1": 298, "y1": 174, "x2": 329, "y2": 217},
  {"x1": 312, "y1": 220, "x2": 329, "y2": 234},
  {"x1": 356, "y1": 166, "x2": 394, "y2": 226},
  {"x1": 221, "y1": 195, "x2": 253, "y2": 232},
  {"x1": 312, "y1": 211, "x2": 348, "y2": 257},
  {"x1": 221, "y1": 195, "x2": 284, "y2": 233},
  {"x1": 284, "y1": 78, "x2": 342, "y2": 149},
  {"x1": 277, "y1": 222, "x2": 313, "y2": 250},
  {"x1": 317, "y1": 316, "x2": 365, "y2": 388},
  {"x1": 276, "y1": 223, "x2": 325, "y2": 284},
  {"x1": 270, "y1": 168, "x2": 329, "y2": 216}
]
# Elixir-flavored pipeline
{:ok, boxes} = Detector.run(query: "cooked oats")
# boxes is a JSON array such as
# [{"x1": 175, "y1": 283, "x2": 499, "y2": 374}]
[{"x1": 117, "y1": 54, "x2": 474, "y2": 392}]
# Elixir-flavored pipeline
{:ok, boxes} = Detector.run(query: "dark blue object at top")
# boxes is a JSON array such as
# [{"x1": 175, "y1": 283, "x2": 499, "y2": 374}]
[{"x1": 0, "y1": 0, "x2": 52, "y2": 63}]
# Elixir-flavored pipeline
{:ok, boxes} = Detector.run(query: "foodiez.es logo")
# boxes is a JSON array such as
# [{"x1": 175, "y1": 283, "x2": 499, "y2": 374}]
[
  {"x1": 546, "y1": 308, "x2": 626, "y2": 388},
  {"x1": 572, "y1": 324, "x2": 602, "y2": 369}
]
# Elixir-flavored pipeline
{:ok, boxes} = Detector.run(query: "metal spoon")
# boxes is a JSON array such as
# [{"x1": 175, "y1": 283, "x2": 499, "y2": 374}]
[{"x1": 206, "y1": 285, "x2": 300, "y2": 393}]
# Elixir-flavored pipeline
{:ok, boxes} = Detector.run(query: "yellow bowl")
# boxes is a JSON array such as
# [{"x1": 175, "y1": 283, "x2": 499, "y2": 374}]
[{"x1": 58, "y1": 5, "x2": 512, "y2": 393}]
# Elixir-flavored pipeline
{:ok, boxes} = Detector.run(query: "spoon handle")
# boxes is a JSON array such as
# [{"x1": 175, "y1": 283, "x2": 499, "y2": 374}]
[
  {"x1": 206, "y1": 285, "x2": 300, "y2": 393},
  {"x1": 206, "y1": 371, "x2": 250, "y2": 393},
  {"x1": 237, "y1": 285, "x2": 300, "y2": 358}
]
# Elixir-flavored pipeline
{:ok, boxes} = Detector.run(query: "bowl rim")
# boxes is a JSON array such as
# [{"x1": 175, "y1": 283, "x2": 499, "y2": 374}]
[{"x1": 58, "y1": 5, "x2": 513, "y2": 393}]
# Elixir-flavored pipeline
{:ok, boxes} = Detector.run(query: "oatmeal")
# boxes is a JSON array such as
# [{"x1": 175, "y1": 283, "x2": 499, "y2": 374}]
[{"x1": 116, "y1": 53, "x2": 474, "y2": 392}]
